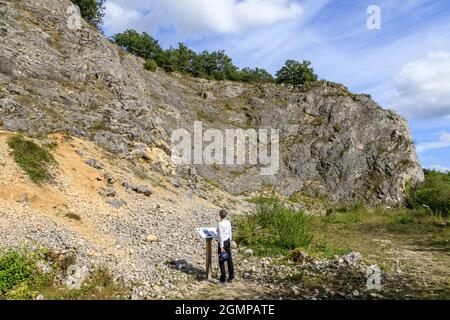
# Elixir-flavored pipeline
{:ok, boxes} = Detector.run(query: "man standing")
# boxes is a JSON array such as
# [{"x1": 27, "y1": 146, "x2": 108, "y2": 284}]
[{"x1": 217, "y1": 209, "x2": 234, "y2": 284}]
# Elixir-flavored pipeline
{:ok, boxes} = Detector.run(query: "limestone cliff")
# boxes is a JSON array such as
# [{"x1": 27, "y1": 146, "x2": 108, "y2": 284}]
[{"x1": 0, "y1": 0, "x2": 424, "y2": 206}]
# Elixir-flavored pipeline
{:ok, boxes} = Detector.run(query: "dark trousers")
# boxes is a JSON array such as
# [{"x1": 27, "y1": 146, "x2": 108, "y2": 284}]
[{"x1": 218, "y1": 239, "x2": 234, "y2": 283}]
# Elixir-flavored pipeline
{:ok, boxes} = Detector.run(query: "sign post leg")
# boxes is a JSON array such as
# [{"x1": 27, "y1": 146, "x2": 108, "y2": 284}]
[{"x1": 206, "y1": 238, "x2": 212, "y2": 280}]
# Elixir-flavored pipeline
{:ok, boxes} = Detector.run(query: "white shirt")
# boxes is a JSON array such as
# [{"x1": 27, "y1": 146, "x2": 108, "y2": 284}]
[{"x1": 217, "y1": 219, "x2": 232, "y2": 248}]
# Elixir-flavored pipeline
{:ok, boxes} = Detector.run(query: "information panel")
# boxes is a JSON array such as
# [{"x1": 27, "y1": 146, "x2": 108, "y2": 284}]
[{"x1": 196, "y1": 227, "x2": 219, "y2": 239}]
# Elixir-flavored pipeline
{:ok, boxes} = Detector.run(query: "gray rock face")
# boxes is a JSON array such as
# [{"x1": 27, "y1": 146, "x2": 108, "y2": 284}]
[{"x1": 0, "y1": 0, "x2": 424, "y2": 205}]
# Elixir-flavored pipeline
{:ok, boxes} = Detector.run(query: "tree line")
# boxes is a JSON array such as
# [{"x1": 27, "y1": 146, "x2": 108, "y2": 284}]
[
  {"x1": 113, "y1": 29, "x2": 318, "y2": 85},
  {"x1": 72, "y1": 0, "x2": 319, "y2": 86}
]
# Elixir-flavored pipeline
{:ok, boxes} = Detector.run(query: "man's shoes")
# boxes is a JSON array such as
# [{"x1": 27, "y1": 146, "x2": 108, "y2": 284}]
[
  {"x1": 218, "y1": 281, "x2": 226, "y2": 286},
  {"x1": 227, "y1": 279, "x2": 234, "y2": 283}
]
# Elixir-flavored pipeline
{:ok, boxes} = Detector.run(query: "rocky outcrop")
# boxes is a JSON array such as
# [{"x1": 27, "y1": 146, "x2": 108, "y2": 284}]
[{"x1": 0, "y1": 0, "x2": 423, "y2": 205}]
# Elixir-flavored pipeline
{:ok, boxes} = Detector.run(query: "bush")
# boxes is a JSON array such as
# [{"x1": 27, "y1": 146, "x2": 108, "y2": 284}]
[
  {"x1": 7, "y1": 135, "x2": 57, "y2": 184},
  {"x1": 239, "y1": 67, "x2": 274, "y2": 83},
  {"x1": 276, "y1": 60, "x2": 318, "y2": 86},
  {"x1": 43, "y1": 268, "x2": 127, "y2": 300},
  {"x1": 407, "y1": 170, "x2": 450, "y2": 217},
  {"x1": 0, "y1": 249, "x2": 40, "y2": 295},
  {"x1": 158, "y1": 48, "x2": 178, "y2": 73},
  {"x1": 0, "y1": 246, "x2": 128, "y2": 300},
  {"x1": 5, "y1": 282, "x2": 39, "y2": 300},
  {"x1": 113, "y1": 29, "x2": 164, "y2": 61},
  {"x1": 192, "y1": 50, "x2": 239, "y2": 81},
  {"x1": 173, "y1": 43, "x2": 197, "y2": 74},
  {"x1": 159, "y1": 43, "x2": 197, "y2": 74},
  {"x1": 72, "y1": 0, "x2": 105, "y2": 29},
  {"x1": 144, "y1": 59, "x2": 157, "y2": 72},
  {"x1": 235, "y1": 197, "x2": 313, "y2": 254}
]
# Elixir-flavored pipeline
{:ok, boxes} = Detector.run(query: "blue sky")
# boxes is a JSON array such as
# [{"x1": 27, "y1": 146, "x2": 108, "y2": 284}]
[{"x1": 102, "y1": 0, "x2": 450, "y2": 171}]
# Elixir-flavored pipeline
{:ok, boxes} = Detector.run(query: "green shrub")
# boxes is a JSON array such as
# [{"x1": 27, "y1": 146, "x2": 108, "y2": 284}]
[
  {"x1": 239, "y1": 67, "x2": 274, "y2": 83},
  {"x1": 42, "y1": 268, "x2": 127, "y2": 300},
  {"x1": 113, "y1": 29, "x2": 164, "y2": 61},
  {"x1": 0, "y1": 246, "x2": 127, "y2": 300},
  {"x1": 144, "y1": 59, "x2": 157, "y2": 72},
  {"x1": 5, "y1": 282, "x2": 39, "y2": 300},
  {"x1": 276, "y1": 60, "x2": 318, "y2": 86},
  {"x1": 7, "y1": 135, "x2": 57, "y2": 184},
  {"x1": 325, "y1": 202, "x2": 365, "y2": 224},
  {"x1": 191, "y1": 50, "x2": 239, "y2": 81},
  {"x1": 236, "y1": 197, "x2": 313, "y2": 254},
  {"x1": 407, "y1": 170, "x2": 450, "y2": 217},
  {"x1": 304, "y1": 242, "x2": 351, "y2": 259},
  {"x1": 323, "y1": 204, "x2": 446, "y2": 227},
  {"x1": 159, "y1": 43, "x2": 197, "y2": 74},
  {"x1": 0, "y1": 249, "x2": 39, "y2": 294},
  {"x1": 72, "y1": 0, "x2": 105, "y2": 29}
]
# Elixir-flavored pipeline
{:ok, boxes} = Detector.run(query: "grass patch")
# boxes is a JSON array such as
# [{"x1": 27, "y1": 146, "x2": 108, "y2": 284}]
[
  {"x1": 238, "y1": 195, "x2": 449, "y2": 299},
  {"x1": 235, "y1": 196, "x2": 313, "y2": 255},
  {"x1": 287, "y1": 270, "x2": 307, "y2": 282},
  {"x1": 288, "y1": 192, "x2": 330, "y2": 209},
  {"x1": 0, "y1": 248, "x2": 44, "y2": 296},
  {"x1": 144, "y1": 59, "x2": 157, "y2": 72},
  {"x1": 0, "y1": 247, "x2": 52, "y2": 300},
  {"x1": 203, "y1": 178, "x2": 222, "y2": 190},
  {"x1": 44, "y1": 141, "x2": 58, "y2": 150},
  {"x1": 307, "y1": 203, "x2": 449, "y2": 296},
  {"x1": 41, "y1": 269, "x2": 127, "y2": 300},
  {"x1": 7, "y1": 135, "x2": 57, "y2": 184},
  {"x1": 407, "y1": 170, "x2": 450, "y2": 217},
  {"x1": 238, "y1": 196, "x2": 448, "y2": 261},
  {"x1": 321, "y1": 204, "x2": 448, "y2": 228},
  {"x1": 195, "y1": 108, "x2": 216, "y2": 123},
  {"x1": 302, "y1": 242, "x2": 351, "y2": 260},
  {"x1": 90, "y1": 121, "x2": 109, "y2": 131},
  {"x1": 0, "y1": 246, "x2": 127, "y2": 300},
  {"x1": 238, "y1": 196, "x2": 352, "y2": 257}
]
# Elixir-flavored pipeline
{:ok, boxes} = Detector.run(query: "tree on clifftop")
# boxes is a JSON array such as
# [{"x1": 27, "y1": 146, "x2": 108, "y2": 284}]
[
  {"x1": 72, "y1": 0, "x2": 105, "y2": 30},
  {"x1": 113, "y1": 29, "x2": 164, "y2": 62},
  {"x1": 276, "y1": 60, "x2": 318, "y2": 86}
]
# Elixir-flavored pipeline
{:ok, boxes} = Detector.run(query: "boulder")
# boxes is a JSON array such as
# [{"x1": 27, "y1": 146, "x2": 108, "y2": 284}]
[
  {"x1": 104, "y1": 173, "x2": 115, "y2": 185},
  {"x1": 341, "y1": 252, "x2": 362, "y2": 266},
  {"x1": 104, "y1": 187, "x2": 117, "y2": 198},
  {"x1": 145, "y1": 235, "x2": 158, "y2": 242},
  {"x1": 244, "y1": 249, "x2": 254, "y2": 256},
  {"x1": 135, "y1": 185, "x2": 152, "y2": 197},
  {"x1": 85, "y1": 159, "x2": 103, "y2": 170}
]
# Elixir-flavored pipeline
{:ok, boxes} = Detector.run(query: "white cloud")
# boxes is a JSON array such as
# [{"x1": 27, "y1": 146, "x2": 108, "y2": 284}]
[
  {"x1": 392, "y1": 51, "x2": 450, "y2": 118},
  {"x1": 104, "y1": 0, "x2": 302, "y2": 36},
  {"x1": 416, "y1": 131, "x2": 450, "y2": 153},
  {"x1": 427, "y1": 164, "x2": 449, "y2": 173},
  {"x1": 104, "y1": 2, "x2": 144, "y2": 33}
]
